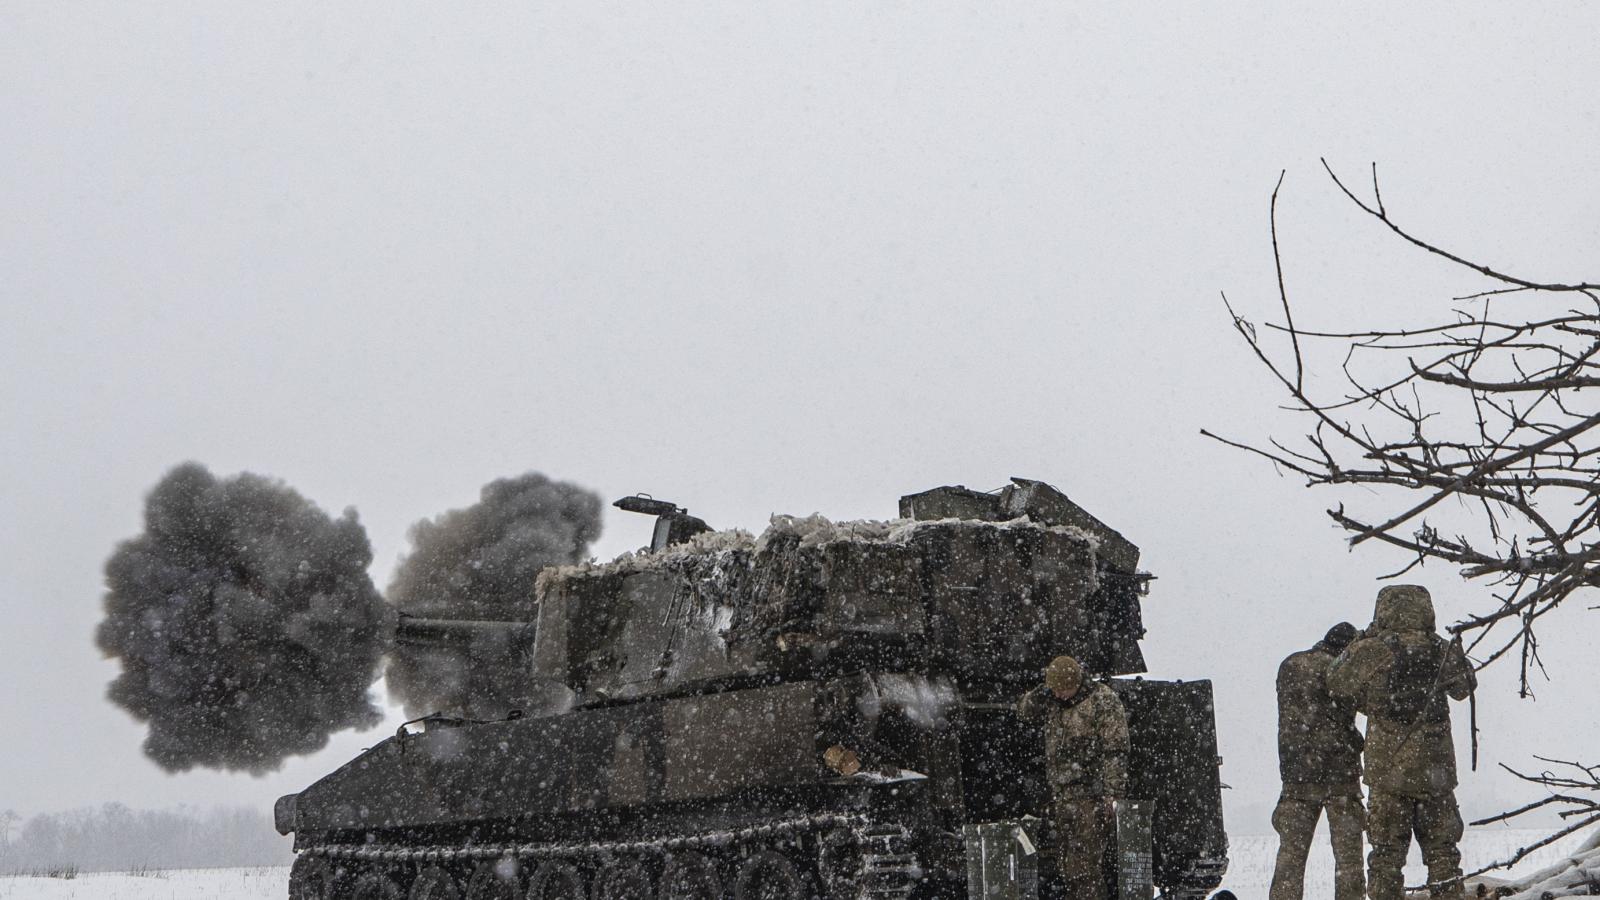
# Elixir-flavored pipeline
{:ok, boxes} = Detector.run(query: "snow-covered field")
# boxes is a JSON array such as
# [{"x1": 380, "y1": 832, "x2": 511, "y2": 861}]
[
  {"x1": 0, "y1": 827, "x2": 1589, "y2": 899},
  {"x1": 0, "y1": 865, "x2": 286, "y2": 899},
  {"x1": 1226, "y1": 825, "x2": 1594, "y2": 900}
]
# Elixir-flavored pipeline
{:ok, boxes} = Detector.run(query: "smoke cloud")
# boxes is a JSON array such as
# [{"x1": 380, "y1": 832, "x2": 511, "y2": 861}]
[
  {"x1": 385, "y1": 472, "x2": 601, "y2": 719},
  {"x1": 97, "y1": 463, "x2": 391, "y2": 773}
]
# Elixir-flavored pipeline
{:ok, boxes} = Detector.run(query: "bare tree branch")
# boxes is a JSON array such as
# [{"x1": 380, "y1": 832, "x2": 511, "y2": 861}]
[{"x1": 1320, "y1": 158, "x2": 1600, "y2": 294}]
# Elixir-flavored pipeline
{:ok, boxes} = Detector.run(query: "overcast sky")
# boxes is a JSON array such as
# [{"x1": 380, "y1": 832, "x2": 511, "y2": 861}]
[{"x1": 2, "y1": 3, "x2": 1597, "y2": 836}]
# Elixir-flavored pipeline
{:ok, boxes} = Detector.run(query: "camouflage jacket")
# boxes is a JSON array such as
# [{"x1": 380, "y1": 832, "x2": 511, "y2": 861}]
[
  {"x1": 1276, "y1": 643, "x2": 1363, "y2": 787},
  {"x1": 1328, "y1": 588, "x2": 1475, "y2": 797},
  {"x1": 1018, "y1": 681, "x2": 1130, "y2": 799}
]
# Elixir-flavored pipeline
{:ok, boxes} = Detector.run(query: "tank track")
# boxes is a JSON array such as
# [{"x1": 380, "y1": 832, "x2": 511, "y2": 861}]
[{"x1": 296, "y1": 811, "x2": 923, "y2": 899}]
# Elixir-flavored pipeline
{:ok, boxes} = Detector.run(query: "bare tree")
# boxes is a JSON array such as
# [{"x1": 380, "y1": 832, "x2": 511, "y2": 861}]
[
  {"x1": 1468, "y1": 758, "x2": 1600, "y2": 875},
  {"x1": 1207, "y1": 160, "x2": 1600, "y2": 867}
]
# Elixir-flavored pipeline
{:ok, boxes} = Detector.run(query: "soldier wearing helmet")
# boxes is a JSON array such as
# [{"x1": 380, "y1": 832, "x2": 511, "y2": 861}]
[
  {"x1": 1269, "y1": 621, "x2": 1365, "y2": 900},
  {"x1": 1018, "y1": 654, "x2": 1131, "y2": 900},
  {"x1": 1328, "y1": 585, "x2": 1476, "y2": 900}
]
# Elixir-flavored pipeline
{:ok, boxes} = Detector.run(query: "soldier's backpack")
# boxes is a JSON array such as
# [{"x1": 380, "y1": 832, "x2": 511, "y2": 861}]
[{"x1": 1381, "y1": 634, "x2": 1447, "y2": 725}]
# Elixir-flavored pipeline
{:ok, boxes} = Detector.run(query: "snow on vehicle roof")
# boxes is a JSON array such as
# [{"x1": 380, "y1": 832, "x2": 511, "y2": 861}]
[
  {"x1": 537, "y1": 512, "x2": 1101, "y2": 593},
  {"x1": 760, "y1": 512, "x2": 1102, "y2": 552},
  {"x1": 535, "y1": 526, "x2": 757, "y2": 592}
]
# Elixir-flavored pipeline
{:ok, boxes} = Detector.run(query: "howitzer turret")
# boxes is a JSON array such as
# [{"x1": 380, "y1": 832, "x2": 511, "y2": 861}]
[{"x1": 278, "y1": 478, "x2": 1231, "y2": 900}]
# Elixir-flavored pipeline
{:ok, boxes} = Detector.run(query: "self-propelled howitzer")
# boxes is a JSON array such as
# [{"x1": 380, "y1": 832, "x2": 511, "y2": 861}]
[{"x1": 277, "y1": 478, "x2": 1231, "y2": 899}]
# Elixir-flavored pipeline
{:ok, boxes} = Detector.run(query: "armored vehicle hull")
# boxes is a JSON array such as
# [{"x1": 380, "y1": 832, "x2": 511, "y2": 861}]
[{"x1": 278, "y1": 479, "x2": 1230, "y2": 899}]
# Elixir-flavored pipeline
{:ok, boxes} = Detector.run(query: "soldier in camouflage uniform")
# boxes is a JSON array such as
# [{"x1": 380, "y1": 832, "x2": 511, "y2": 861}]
[
  {"x1": 1269, "y1": 621, "x2": 1365, "y2": 900},
  {"x1": 1018, "y1": 655, "x2": 1130, "y2": 900},
  {"x1": 1328, "y1": 585, "x2": 1476, "y2": 900}
]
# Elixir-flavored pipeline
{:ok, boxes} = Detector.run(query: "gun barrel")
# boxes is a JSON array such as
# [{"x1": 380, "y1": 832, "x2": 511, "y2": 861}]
[{"x1": 394, "y1": 616, "x2": 536, "y2": 647}]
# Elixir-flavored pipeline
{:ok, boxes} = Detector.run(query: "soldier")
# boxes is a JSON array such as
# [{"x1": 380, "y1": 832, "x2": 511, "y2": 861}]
[
  {"x1": 1329, "y1": 585, "x2": 1476, "y2": 900},
  {"x1": 1018, "y1": 654, "x2": 1130, "y2": 900},
  {"x1": 1269, "y1": 621, "x2": 1365, "y2": 900}
]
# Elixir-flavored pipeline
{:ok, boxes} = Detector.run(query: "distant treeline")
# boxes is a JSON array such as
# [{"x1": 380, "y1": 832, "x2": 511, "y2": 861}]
[{"x1": 0, "y1": 803, "x2": 292, "y2": 873}]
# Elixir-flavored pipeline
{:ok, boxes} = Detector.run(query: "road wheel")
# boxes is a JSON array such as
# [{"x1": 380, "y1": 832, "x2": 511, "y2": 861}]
[
  {"x1": 353, "y1": 872, "x2": 404, "y2": 900},
  {"x1": 525, "y1": 861, "x2": 585, "y2": 900},
  {"x1": 466, "y1": 860, "x2": 520, "y2": 900},
  {"x1": 660, "y1": 851, "x2": 722, "y2": 900},
  {"x1": 592, "y1": 858, "x2": 652, "y2": 899},
  {"x1": 732, "y1": 850, "x2": 807, "y2": 900},
  {"x1": 410, "y1": 866, "x2": 462, "y2": 900},
  {"x1": 289, "y1": 856, "x2": 337, "y2": 900},
  {"x1": 815, "y1": 827, "x2": 858, "y2": 895}
]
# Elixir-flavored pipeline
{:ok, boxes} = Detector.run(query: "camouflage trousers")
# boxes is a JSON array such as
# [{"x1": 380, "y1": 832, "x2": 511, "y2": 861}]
[
  {"x1": 1367, "y1": 789, "x2": 1465, "y2": 900},
  {"x1": 1052, "y1": 797, "x2": 1115, "y2": 900},
  {"x1": 1268, "y1": 783, "x2": 1365, "y2": 900}
]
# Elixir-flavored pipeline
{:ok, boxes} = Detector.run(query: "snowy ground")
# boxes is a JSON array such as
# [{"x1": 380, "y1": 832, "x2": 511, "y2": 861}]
[
  {"x1": 0, "y1": 827, "x2": 1588, "y2": 899},
  {"x1": 1226, "y1": 825, "x2": 1593, "y2": 900},
  {"x1": 0, "y1": 865, "x2": 286, "y2": 899}
]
